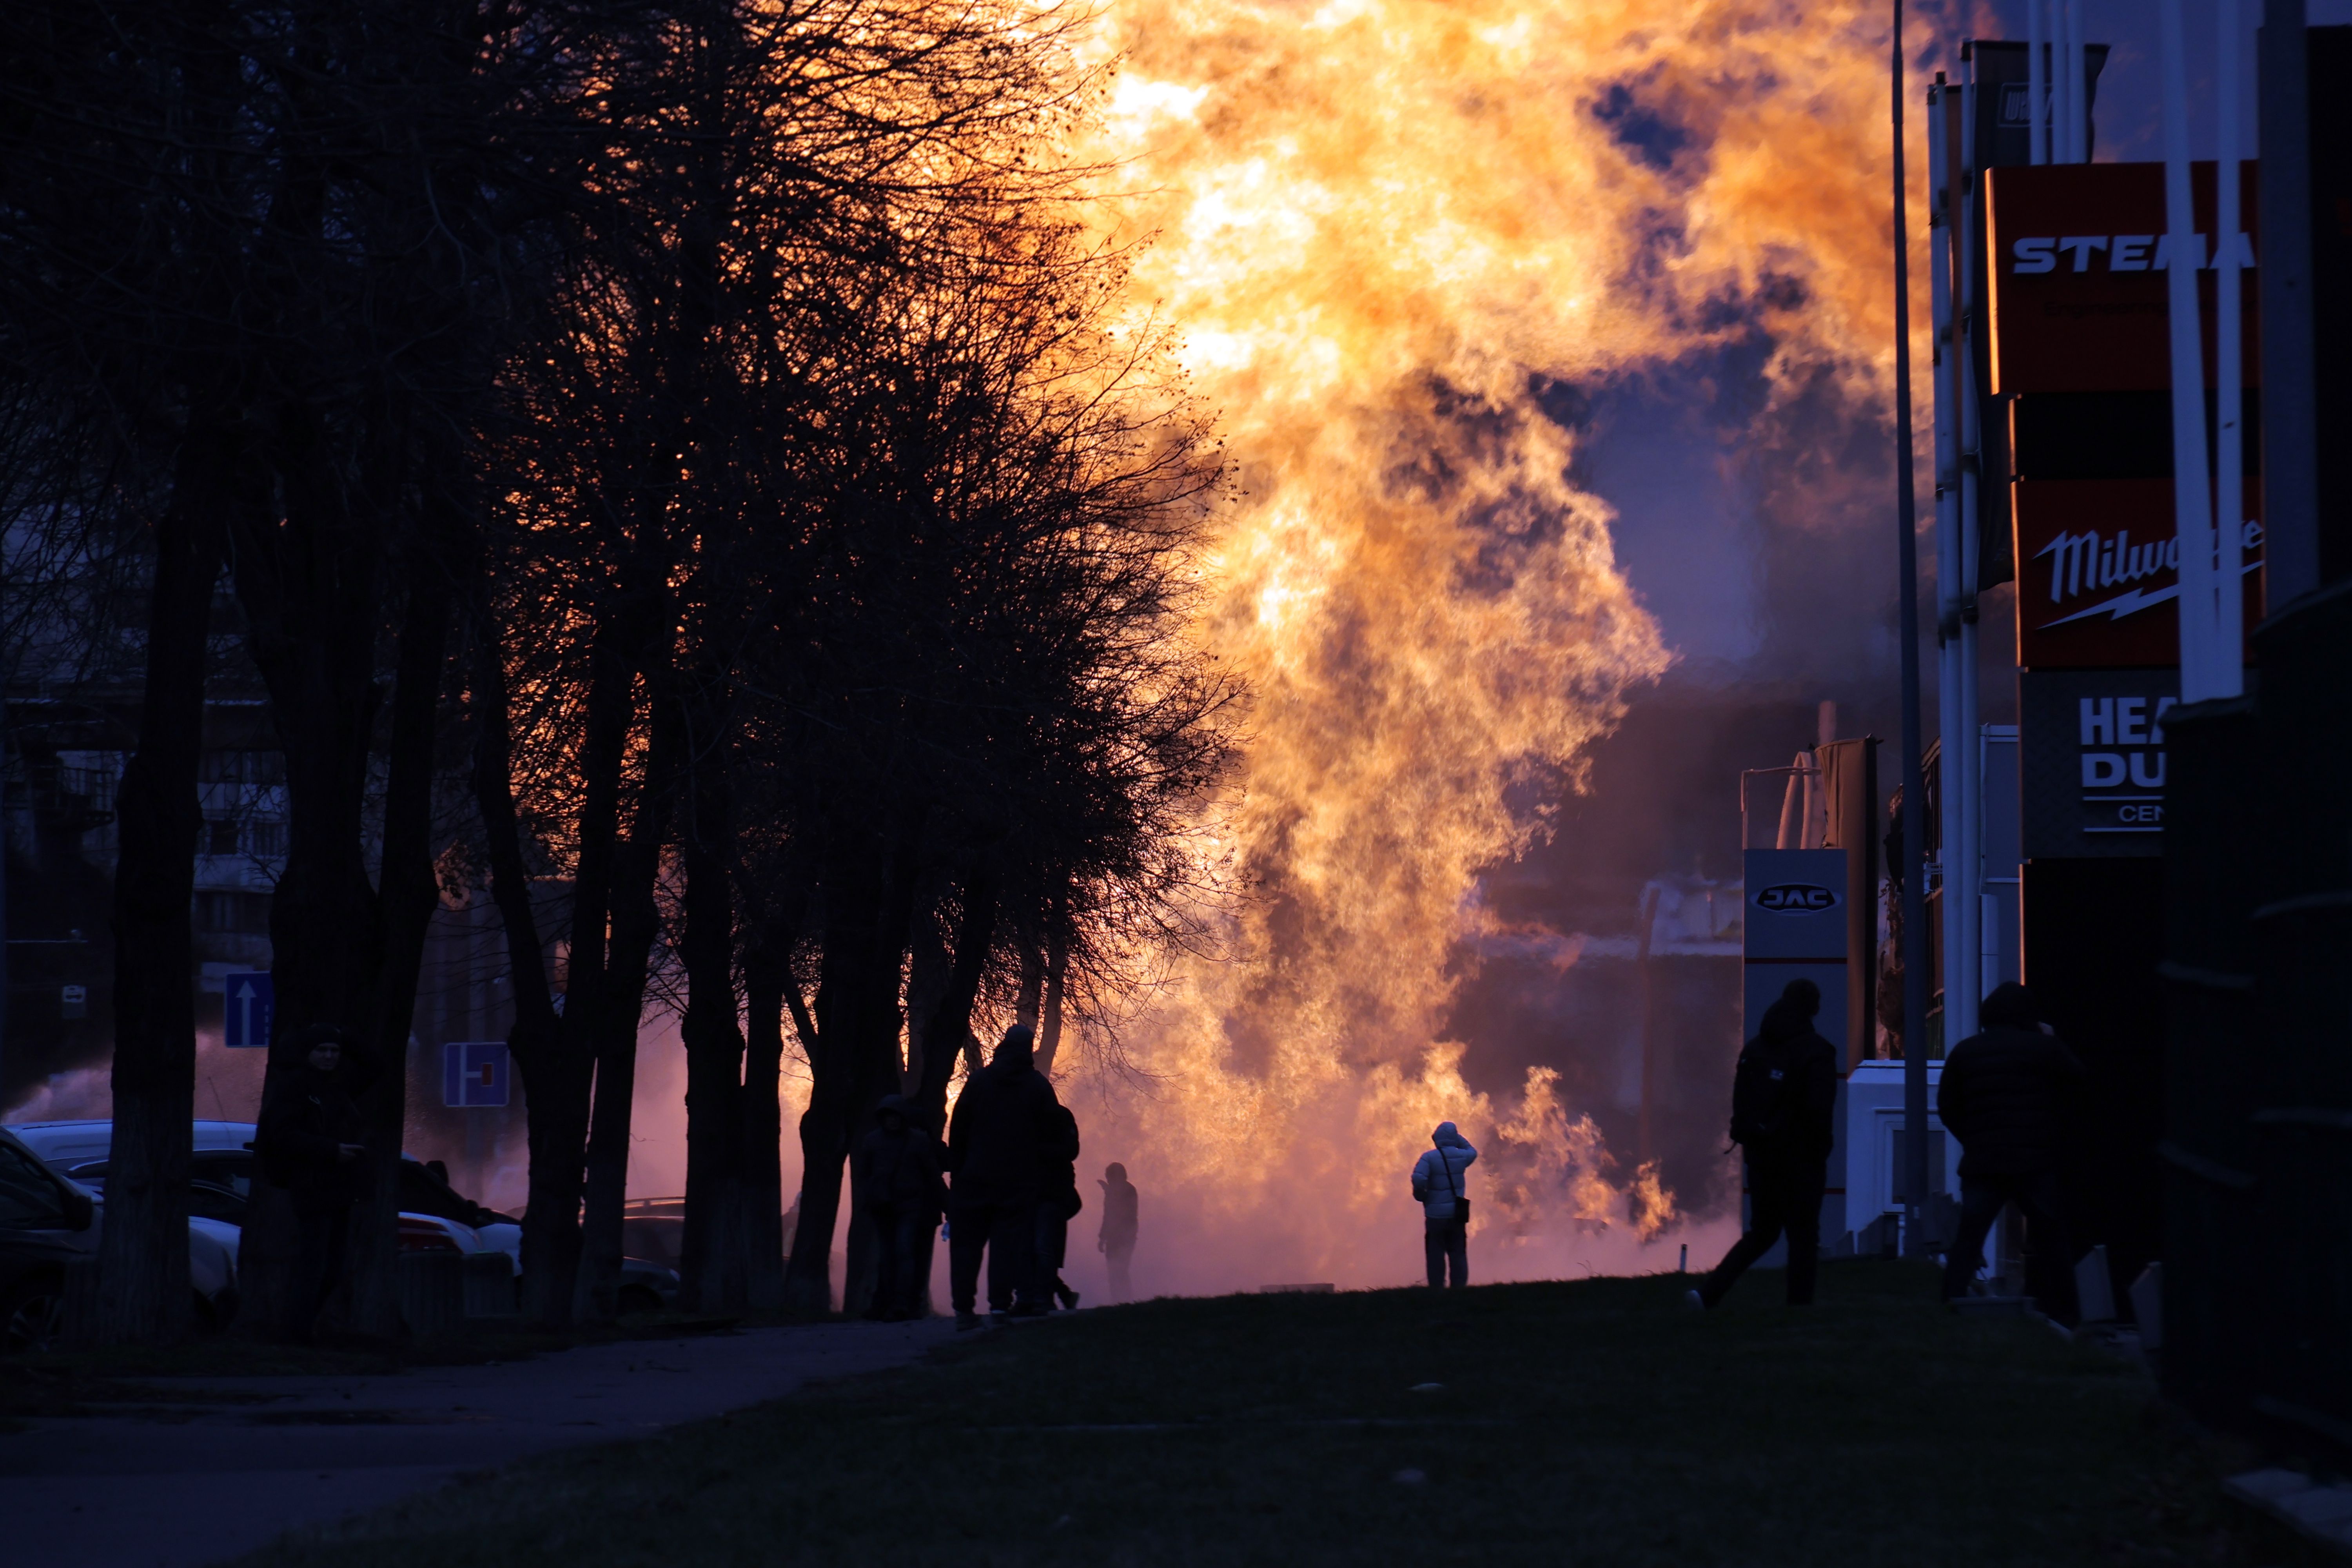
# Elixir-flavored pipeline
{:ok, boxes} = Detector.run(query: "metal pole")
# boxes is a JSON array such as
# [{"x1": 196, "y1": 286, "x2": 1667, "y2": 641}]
[
  {"x1": 1955, "y1": 75, "x2": 1984, "y2": 1045},
  {"x1": 1892, "y1": 0, "x2": 1934, "y2": 1249},
  {"x1": 2215, "y1": 0, "x2": 2246, "y2": 683},
  {"x1": 1929, "y1": 76, "x2": 1968, "y2": 1058},
  {"x1": 2161, "y1": 0, "x2": 2220, "y2": 701},
  {"x1": 2258, "y1": 0, "x2": 2316, "y2": 606}
]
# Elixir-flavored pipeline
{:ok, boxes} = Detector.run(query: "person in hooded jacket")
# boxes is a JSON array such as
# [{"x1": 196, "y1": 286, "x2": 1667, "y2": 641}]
[
  {"x1": 1688, "y1": 978, "x2": 1839, "y2": 1310},
  {"x1": 255, "y1": 1024, "x2": 378, "y2": 1340},
  {"x1": 1412, "y1": 1122, "x2": 1478, "y2": 1288},
  {"x1": 1938, "y1": 981, "x2": 2086, "y2": 1323},
  {"x1": 1097, "y1": 1162, "x2": 1139, "y2": 1302},
  {"x1": 945, "y1": 1024, "x2": 1072, "y2": 1327},
  {"x1": 853, "y1": 1094, "x2": 948, "y2": 1321}
]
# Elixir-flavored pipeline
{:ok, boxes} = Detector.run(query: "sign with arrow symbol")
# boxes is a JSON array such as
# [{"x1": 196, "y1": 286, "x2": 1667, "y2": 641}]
[{"x1": 223, "y1": 971, "x2": 275, "y2": 1048}]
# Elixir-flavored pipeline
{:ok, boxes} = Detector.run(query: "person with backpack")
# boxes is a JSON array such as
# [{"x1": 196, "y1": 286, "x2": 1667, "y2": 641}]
[
  {"x1": 1937, "y1": 982, "x2": 2086, "y2": 1323},
  {"x1": 1411, "y1": 1122, "x2": 1478, "y2": 1289},
  {"x1": 1687, "y1": 978, "x2": 1838, "y2": 1310}
]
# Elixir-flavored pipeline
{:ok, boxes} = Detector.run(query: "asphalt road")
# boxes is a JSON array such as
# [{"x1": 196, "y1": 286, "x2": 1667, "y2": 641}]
[{"x1": 0, "y1": 1319, "x2": 955, "y2": 1568}]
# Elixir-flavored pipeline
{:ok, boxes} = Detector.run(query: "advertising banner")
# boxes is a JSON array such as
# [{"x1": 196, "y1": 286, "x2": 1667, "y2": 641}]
[
  {"x1": 2013, "y1": 479, "x2": 2264, "y2": 668},
  {"x1": 1985, "y1": 162, "x2": 2260, "y2": 396},
  {"x1": 2020, "y1": 670, "x2": 2181, "y2": 858},
  {"x1": 1742, "y1": 848, "x2": 1849, "y2": 1053}
]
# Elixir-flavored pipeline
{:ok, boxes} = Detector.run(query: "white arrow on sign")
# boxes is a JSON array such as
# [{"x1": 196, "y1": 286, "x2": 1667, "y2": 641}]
[{"x1": 235, "y1": 981, "x2": 256, "y2": 1047}]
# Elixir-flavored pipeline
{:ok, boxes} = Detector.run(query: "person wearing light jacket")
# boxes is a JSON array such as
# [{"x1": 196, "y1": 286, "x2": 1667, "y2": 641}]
[{"x1": 1412, "y1": 1122, "x2": 1478, "y2": 1289}]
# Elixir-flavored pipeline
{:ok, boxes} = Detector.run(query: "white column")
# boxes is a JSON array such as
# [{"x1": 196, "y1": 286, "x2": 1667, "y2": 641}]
[
  {"x1": 2028, "y1": 0, "x2": 2049, "y2": 166},
  {"x1": 2213, "y1": 0, "x2": 2247, "y2": 691},
  {"x1": 2161, "y1": 0, "x2": 2220, "y2": 700},
  {"x1": 2054, "y1": 0, "x2": 2076, "y2": 163},
  {"x1": 2065, "y1": 0, "x2": 2088, "y2": 162}
]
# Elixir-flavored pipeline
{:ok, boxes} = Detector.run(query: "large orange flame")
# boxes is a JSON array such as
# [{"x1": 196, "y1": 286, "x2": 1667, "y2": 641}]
[{"x1": 1055, "y1": 0, "x2": 1910, "y2": 1292}]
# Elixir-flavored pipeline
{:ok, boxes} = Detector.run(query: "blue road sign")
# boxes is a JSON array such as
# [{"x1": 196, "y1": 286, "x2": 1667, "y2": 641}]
[
  {"x1": 441, "y1": 1041, "x2": 511, "y2": 1108},
  {"x1": 223, "y1": 971, "x2": 275, "y2": 1048}
]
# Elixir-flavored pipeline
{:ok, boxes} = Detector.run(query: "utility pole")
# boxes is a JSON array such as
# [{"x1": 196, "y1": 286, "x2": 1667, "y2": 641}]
[{"x1": 1891, "y1": 0, "x2": 1935, "y2": 1250}]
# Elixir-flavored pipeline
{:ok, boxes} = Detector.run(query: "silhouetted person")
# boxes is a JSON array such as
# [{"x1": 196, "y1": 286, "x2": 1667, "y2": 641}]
[
  {"x1": 1938, "y1": 982, "x2": 2086, "y2": 1325},
  {"x1": 1689, "y1": 978, "x2": 1837, "y2": 1310},
  {"x1": 256, "y1": 1024, "x2": 375, "y2": 1341},
  {"x1": 854, "y1": 1094, "x2": 948, "y2": 1321},
  {"x1": 946, "y1": 1024, "x2": 1068, "y2": 1328},
  {"x1": 1412, "y1": 1122, "x2": 1477, "y2": 1289},
  {"x1": 1035, "y1": 1102, "x2": 1082, "y2": 1310},
  {"x1": 1097, "y1": 1162, "x2": 1139, "y2": 1302}
]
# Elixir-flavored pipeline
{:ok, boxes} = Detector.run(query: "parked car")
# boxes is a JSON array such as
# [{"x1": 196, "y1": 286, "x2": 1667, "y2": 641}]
[
  {"x1": 0, "y1": 1125, "x2": 238, "y2": 1353},
  {"x1": 16, "y1": 1119, "x2": 523, "y2": 1275}
]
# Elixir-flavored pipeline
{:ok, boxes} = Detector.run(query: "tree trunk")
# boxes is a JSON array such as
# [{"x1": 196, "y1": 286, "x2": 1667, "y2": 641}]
[
  {"x1": 1036, "y1": 906, "x2": 1069, "y2": 1076},
  {"x1": 739, "y1": 877, "x2": 805, "y2": 1312},
  {"x1": 677, "y1": 701, "x2": 744, "y2": 1314},
  {"x1": 232, "y1": 407, "x2": 388, "y2": 1341},
  {"x1": 912, "y1": 873, "x2": 998, "y2": 1130},
  {"x1": 573, "y1": 615, "x2": 674, "y2": 1323},
  {"x1": 785, "y1": 839, "x2": 878, "y2": 1316},
  {"x1": 97, "y1": 424, "x2": 236, "y2": 1346},
  {"x1": 345, "y1": 568, "x2": 451, "y2": 1338},
  {"x1": 468, "y1": 619, "x2": 578, "y2": 1327}
]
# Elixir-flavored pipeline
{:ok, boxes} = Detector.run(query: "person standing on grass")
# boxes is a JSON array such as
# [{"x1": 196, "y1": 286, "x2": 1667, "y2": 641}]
[
  {"x1": 1098, "y1": 1161, "x2": 1139, "y2": 1302},
  {"x1": 1687, "y1": 977, "x2": 1838, "y2": 1311},
  {"x1": 1937, "y1": 982, "x2": 2086, "y2": 1325},
  {"x1": 1412, "y1": 1122, "x2": 1478, "y2": 1289},
  {"x1": 945, "y1": 1023, "x2": 1067, "y2": 1328},
  {"x1": 256, "y1": 1024, "x2": 375, "y2": 1341},
  {"x1": 854, "y1": 1094, "x2": 948, "y2": 1321},
  {"x1": 1034, "y1": 1102, "x2": 1083, "y2": 1310}
]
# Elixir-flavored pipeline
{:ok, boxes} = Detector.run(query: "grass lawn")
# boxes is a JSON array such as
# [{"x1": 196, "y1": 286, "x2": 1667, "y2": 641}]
[{"x1": 230, "y1": 1261, "x2": 2298, "y2": 1567}]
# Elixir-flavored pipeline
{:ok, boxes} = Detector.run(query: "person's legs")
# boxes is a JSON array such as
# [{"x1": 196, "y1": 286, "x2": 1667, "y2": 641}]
[
  {"x1": 989, "y1": 1201, "x2": 1038, "y2": 1313},
  {"x1": 1444, "y1": 1215, "x2": 1468, "y2": 1289},
  {"x1": 1940, "y1": 1178, "x2": 2013, "y2": 1300},
  {"x1": 867, "y1": 1204, "x2": 902, "y2": 1319},
  {"x1": 888, "y1": 1207, "x2": 931, "y2": 1318},
  {"x1": 2010, "y1": 1169, "x2": 2081, "y2": 1326},
  {"x1": 1424, "y1": 1216, "x2": 1445, "y2": 1287},
  {"x1": 1699, "y1": 1157, "x2": 1790, "y2": 1308},
  {"x1": 1106, "y1": 1242, "x2": 1133, "y2": 1302},
  {"x1": 949, "y1": 1205, "x2": 989, "y2": 1318},
  {"x1": 292, "y1": 1203, "x2": 350, "y2": 1340},
  {"x1": 1783, "y1": 1158, "x2": 1826, "y2": 1305}
]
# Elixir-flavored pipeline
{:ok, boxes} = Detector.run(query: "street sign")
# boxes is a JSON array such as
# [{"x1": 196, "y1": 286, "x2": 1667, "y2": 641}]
[
  {"x1": 441, "y1": 1041, "x2": 510, "y2": 1108},
  {"x1": 223, "y1": 971, "x2": 274, "y2": 1047}
]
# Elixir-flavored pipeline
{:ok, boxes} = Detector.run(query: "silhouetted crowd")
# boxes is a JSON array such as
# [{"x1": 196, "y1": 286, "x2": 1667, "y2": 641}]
[{"x1": 854, "y1": 1022, "x2": 1139, "y2": 1328}]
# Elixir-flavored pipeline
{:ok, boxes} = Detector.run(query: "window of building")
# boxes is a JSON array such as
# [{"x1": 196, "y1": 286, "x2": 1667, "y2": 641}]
[
  {"x1": 207, "y1": 819, "x2": 240, "y2": 857},
  {"x1": 245, "y1": 820, "x2": 288, "y2": 858},
  {"x1": 194, "y1": 891, "x2": 272, "y2": 933}
]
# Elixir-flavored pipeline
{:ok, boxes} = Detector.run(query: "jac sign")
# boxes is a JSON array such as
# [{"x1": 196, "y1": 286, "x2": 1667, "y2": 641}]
[
  {"x1": 1755, "y1": 883, "x2": 1839, "y2": 913},
  {"x1": 1986, "y1": 161, "x2": 2258, "y2": 395}
]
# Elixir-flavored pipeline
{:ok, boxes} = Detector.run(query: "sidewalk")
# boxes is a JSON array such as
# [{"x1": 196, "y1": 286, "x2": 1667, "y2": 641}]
[{"x1": 0, "y1": 1318, "x2": 954, "y2": 1568}]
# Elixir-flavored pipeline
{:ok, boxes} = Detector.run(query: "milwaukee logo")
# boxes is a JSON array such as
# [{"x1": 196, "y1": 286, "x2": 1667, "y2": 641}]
[
  {"x1": 2010, "y1": 233, "x2": 2258, "y2": 274},
  {"x1": 2034, "y1": 522, "x2": 2263, "y2": 629},
  {"x1": 1754, "y1": 884, "x2": 1837, "y2": 914}
]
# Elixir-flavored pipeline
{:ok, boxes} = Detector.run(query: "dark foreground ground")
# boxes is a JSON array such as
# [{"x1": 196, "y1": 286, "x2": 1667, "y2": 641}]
[{"x1": 218, "y1": 1261, "x2": 2311, "y2": 1568}]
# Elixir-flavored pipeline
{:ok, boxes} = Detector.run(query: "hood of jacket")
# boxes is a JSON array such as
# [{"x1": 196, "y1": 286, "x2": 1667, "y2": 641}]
[{"x1": 1432, "y1": 1121, "x2": 1471, "y2": 1149}]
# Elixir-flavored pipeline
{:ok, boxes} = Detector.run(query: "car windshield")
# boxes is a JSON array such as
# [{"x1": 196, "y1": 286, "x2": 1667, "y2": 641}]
[{"x1": 0, "y1": 1142, "x2": 69, "y2": 1228}]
